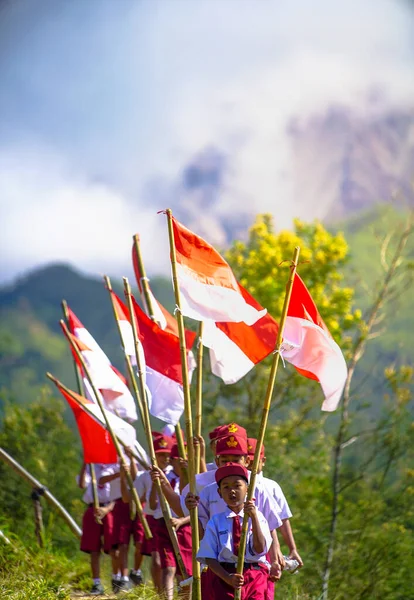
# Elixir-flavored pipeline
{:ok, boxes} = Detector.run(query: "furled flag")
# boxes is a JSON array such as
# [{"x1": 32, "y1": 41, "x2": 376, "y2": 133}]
[
  {"x1": 65, "y1": 308, "x2": 138, "y2": 422},
  {"x1": 202, "y1": 274, "x2": 347, "y2": 412},
  {"x1": 170, "y1": 216, "x2": 267, "y2": 325},
  {"x1": 131, "y1": 297, "x2": 185, "y2": 425}
]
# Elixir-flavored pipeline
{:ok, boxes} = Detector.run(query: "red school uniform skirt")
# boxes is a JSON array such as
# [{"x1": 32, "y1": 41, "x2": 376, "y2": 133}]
[
  {"x1": 80, "y1": 505, "x2": 114, "y2": 554},
  {"x1": 153, "y1": 518, "x2": 193, "y2": 575}
]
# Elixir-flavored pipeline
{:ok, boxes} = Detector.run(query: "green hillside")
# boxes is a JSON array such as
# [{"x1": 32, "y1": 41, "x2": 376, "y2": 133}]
[{"x1": 0, "y1": 205, "x2": 412, "y2": 409}]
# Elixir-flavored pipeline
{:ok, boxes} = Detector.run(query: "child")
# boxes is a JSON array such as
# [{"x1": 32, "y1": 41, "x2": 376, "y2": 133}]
[
  {"x1": 197, "y1": 463, "x2": 272, "y2": 599},
  {"x1": 78, "y1": 463, "x2": 116, "y2": 596}
]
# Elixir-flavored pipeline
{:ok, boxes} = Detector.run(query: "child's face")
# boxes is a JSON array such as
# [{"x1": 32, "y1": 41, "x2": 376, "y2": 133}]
[
  {"x1": 155, "y1": 453, "x2": 170, "y2": 470},
  {"x1": 218, "y1": 476, "x2": 248, "y2": 510},
  {"x1": 216, "y1": 454, "x2": 250, "y2": 468},
  {"x1": 171, "y1": 457, "x2": 182, "y2": 476},
  {"x1": 247, "y1": 457, "x2": 266, "y2": 473}
]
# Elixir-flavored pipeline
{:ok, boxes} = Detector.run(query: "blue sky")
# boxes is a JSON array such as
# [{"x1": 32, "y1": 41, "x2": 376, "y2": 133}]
[{"x1": 1, "y1": 0, "x2": 413, "y2": 284}]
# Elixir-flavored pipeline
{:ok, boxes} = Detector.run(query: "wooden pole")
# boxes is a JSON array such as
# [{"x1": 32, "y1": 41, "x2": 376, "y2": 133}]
[
  {"x1": 132, "y1": 235, "x2": 188, "y2": 468},
  {"x1": 59, "y1": 321, "x2": 152, "y2": 540},
  {"x1": 61, "y1": 300, "x2": 102, "y2": 524},
  {"x1": 234, "y1": 246, "x2": 300, "y2": 600},
  {"x1": 102, "y1": 276, "x2": 146, "y2": 424},
  {"x1": 123, "y1": 277, "x2": 189, "y2": 579},
  {"x1": 165, "y1": 208, "x2": 201, "y2": 600},
  {"x1": 194, "y1": 322, "x2": 204, "y2": 474},
  {"x1": 0, "y1": 447, "x2": 82, "y2": 539}
]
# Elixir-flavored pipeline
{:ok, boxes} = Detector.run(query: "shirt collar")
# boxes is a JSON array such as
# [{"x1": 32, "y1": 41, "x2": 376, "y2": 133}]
[{"x1": 224, "y1": 506, "x2": 245, "y2": 519}]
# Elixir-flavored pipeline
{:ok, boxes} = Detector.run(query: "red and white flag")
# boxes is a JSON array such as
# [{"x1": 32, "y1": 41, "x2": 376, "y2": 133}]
[
  {"x1": 65, "y1": 307, "x2": 138, "y2": 422},
  {"x1": 54, "y1": 382, "x2": 136, "y2": 463},
  {"x1": 132, "y1": 297, "x2": 185, "y2": 425},
  {"x1": 203, "y1": 274, "x2": 347, "y2": 412},
  {"x1": 171, "y1": 216, "x2": 266, "y2": 325},
  {"x1": 132, "y1": 245, "x2": 197, "y2": 350}
]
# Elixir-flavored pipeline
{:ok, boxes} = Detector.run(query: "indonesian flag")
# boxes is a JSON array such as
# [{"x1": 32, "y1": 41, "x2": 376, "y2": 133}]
[
  {"x1": 203, "y1": 274, "x2": 347, "y2": 412},
  {"x1": 54, "y1": 382, "x2": 136, "y2": 463},
  {"x1": 132, "y1": 297, "x2": 185, "y2": 425},
  {"x1": 132, "y1": 245, "x2": 196, "y2": 349},
  {"x1": 65, "y1": 308, "x2": 138, "y2": 422},
  {"x1": 171, "y1": 216, "x2": 266, "y2": 325}
]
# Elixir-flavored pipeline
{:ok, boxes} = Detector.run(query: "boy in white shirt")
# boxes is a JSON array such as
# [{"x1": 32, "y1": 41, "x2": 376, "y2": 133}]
[{"x1": 197, "y1": 463, "x2": 272, "y2": 599}]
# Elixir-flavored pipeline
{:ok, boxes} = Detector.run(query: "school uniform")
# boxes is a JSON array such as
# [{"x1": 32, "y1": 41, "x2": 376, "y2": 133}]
[
  {"x1": 79, "y1": 465, "x2": 114, "y2": 555},
  {"x1": 180, "y1": 469, "x2": 217, "y2": 515},
  {"x1": 195, "y1": 477, "x2": 283, "y2": 532},
  {"x1": 99, "y1": 461, "x2": 136, "y2": 548},
  {"x1": 197, "y1": 507, "x2": 272, "y2": 599},
  {"x1": 206, "y1": 462, "x2": 217, "y2": 472}
]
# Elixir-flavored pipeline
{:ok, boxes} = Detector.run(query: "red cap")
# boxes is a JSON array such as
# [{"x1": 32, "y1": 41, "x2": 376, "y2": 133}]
[
  {"x1": 215, "y1": 462, "x2": 249, "y2": 485},
  {"x1": 209, "y1": 423, "x2": 247, "y2": 441},
  {"x1": 247, "y1": 438, "x2": 265, "y2": 459},
  {"x1": 216, "y1": 435, "x2": 248, "y2": 456},
  {"x1": 170, "y1": 442, "x2": 186, "y2": 460},
  {"x1": 153, "y1": 435, "x2": 172, "y2": 453}
]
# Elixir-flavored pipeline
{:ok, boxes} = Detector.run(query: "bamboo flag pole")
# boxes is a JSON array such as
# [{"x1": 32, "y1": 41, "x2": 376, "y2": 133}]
[
  {"x1": 61, "y1": 300, "x2": 101, "y2": 525},
  {"x1": 132, "y1": 234, "x2": 187, "y2": 463},
  {"x1": 123, "y1": 277, "x2": 189, "y2": 580},
  {"x1": 102, "y1": 275, "x2": 146, "y2": 425},
  {"x1": 194, "y1": 321, "x2": 204, "y2": 475},
  {"x1": 46, "y1": 373, "x2": 148, "y2": 470},
  {"x1": 59, "y1": 321, "x2": 152, "y2": 540},
  {"x1": 0, "y1": 447, "x2": 82, "y2": 539},
  {"x1": 165, "y1": 208, "x2": 201, "y2": 600},
  {"x1": 234, "y1": 246, "x2": 300, "y2": 600}
]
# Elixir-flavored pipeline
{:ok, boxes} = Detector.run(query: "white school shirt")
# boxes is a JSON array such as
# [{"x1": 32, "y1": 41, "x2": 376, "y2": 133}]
[
  {"x1": 135, "y1": 465, "x2": 174, "y2": 519},
  {"x1": 257, "y1": 472, "x2": 292, "y2": 521},
  {"x1": 197, "y1": 507, "x2": 272, "y2": 566},
  {"x1": 197, "y1": 478, "x2": 283, "y2": 532},
  {"x1": 76, "y1": 465, "x2": 111, "y2": 505},
  {"x1": 206, "y1": 462, "x2": 217, "y2": 472},
  {"x1": 180, "y1": 469, "x2": 217, "y2": 515}
]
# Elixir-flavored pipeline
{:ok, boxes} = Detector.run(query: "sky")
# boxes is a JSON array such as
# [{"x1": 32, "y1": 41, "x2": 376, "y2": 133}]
[{"x1": 0, "y1": 0, "x2": 413, "y2": 284}]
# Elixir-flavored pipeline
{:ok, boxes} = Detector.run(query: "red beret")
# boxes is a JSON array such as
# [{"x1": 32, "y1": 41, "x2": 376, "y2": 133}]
[
  {"x1": 153, "y1": 435, "x2": 172, "y2": 453},
  {"x1": 209, "y1": 425, "x2": 227, "y2": 441},
  {"x1": 216, "y1": 435, "x2": 248, "y2": 456},
  {"x1": 215, "y1": 462, "x2": 249, "y2": 485},
  {"x1": 247, "y1": 438, "x2": 265, "y2": 459}
]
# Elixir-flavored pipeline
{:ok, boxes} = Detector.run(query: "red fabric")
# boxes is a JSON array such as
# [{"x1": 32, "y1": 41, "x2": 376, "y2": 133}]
[
  {"x1": 247, "y1": 438, "x2": 265, "y2": 460},
  {"x1": 288, "y1": 273, "x2": 332, "y2": 337},
  {"x1": 131, "y1": 249, "x2": 196, "y2": 349},
  {"x1": 215, "y1": 463, "x2": 249, "y2": 486},
  {"x1": 141, "y1": 515, "x2": 160, "y2": 555},
  {"x1": 265, "y1": 579, "x2": 275, "y2": 600},
  {"x1": 156, "y1": 519, "x2": 193, "y2": 575},
  {"x1": 232, "y1": 516, "x2": 241, "y2": 556},
  {"x1": 80, "y1": 506, "x2": 114, "y2": 554},
  {"x1": 209, "y1": 564, "x2": 268, "y2": 599},
  {"x1": 216, "y1": 435, "x2": 248, "y2": 456},
  {"x1": 112, "y1": 498, "x2": 133, "y2": 547},
  {"x1": 132, "y1": 297, "x2": 183, "y2": 384},
  {"x1": 216, "y1": 284, "x2": 278, "y2": 364},
  {"x1": 55, "y1": 383, "x2": 117, "y2": 464}
]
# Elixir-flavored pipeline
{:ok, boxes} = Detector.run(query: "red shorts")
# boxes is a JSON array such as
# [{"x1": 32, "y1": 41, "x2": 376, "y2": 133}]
[
  {"x1": 112, "y1": 498, "x2": 146, "y2": 546},
  {"x1": 266, "y1": 579, "x2": 275, "y2": 600},
  {"x1": 156, "y1": 520, "x2": 193, "y2": 576},
  {"x1": 141, "y1": 515, "x2": 159, "y2": 556},
  {"x1": 209, "y1": 563, "x2": 268, "y2": 600},
  {"x1": 80, "y1": 506, "x2": 114, "y2": 554}
]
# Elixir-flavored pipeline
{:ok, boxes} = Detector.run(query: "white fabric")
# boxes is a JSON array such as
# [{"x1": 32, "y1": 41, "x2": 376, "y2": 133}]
[
  {"x1": 99, "y1": 463, "x2": 122, "y2": 501},
  {"x1": 196, "y1": 507, "x2": 271, "y2": 565},
  {"x1": 282, "y1": 316, "x2": 347, "y2": 411},
  {"x1": 202, "y1": 319, "x2": 255, "y2": 384},
  {"x1": 257, "y1": 473, "x2": 292, "y2": 521},
  {"x1": 79, "y1": 465, "x2": 111, "y2": 505},
  {"x1": 206, "y1": 462, "x2": 217, "y2": 472},
  {"x1": 177, "y1": 263, "x2": 267, "y2": 325},
  {"x1": 73, "y1": 326, "x2": 110, "y2": 366},
  {"x1": 187, "y1": 476, "x2": 282, "y2": 531},
  {"x1": 146, "y1": 368, "x2": 184, "y2": 425},
  {"x1": 82, "y1": 400, "x2": 137, "y2": 449},
  {"x1": 134, "y1": 466, "x2": 174, "y2": 519}
]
